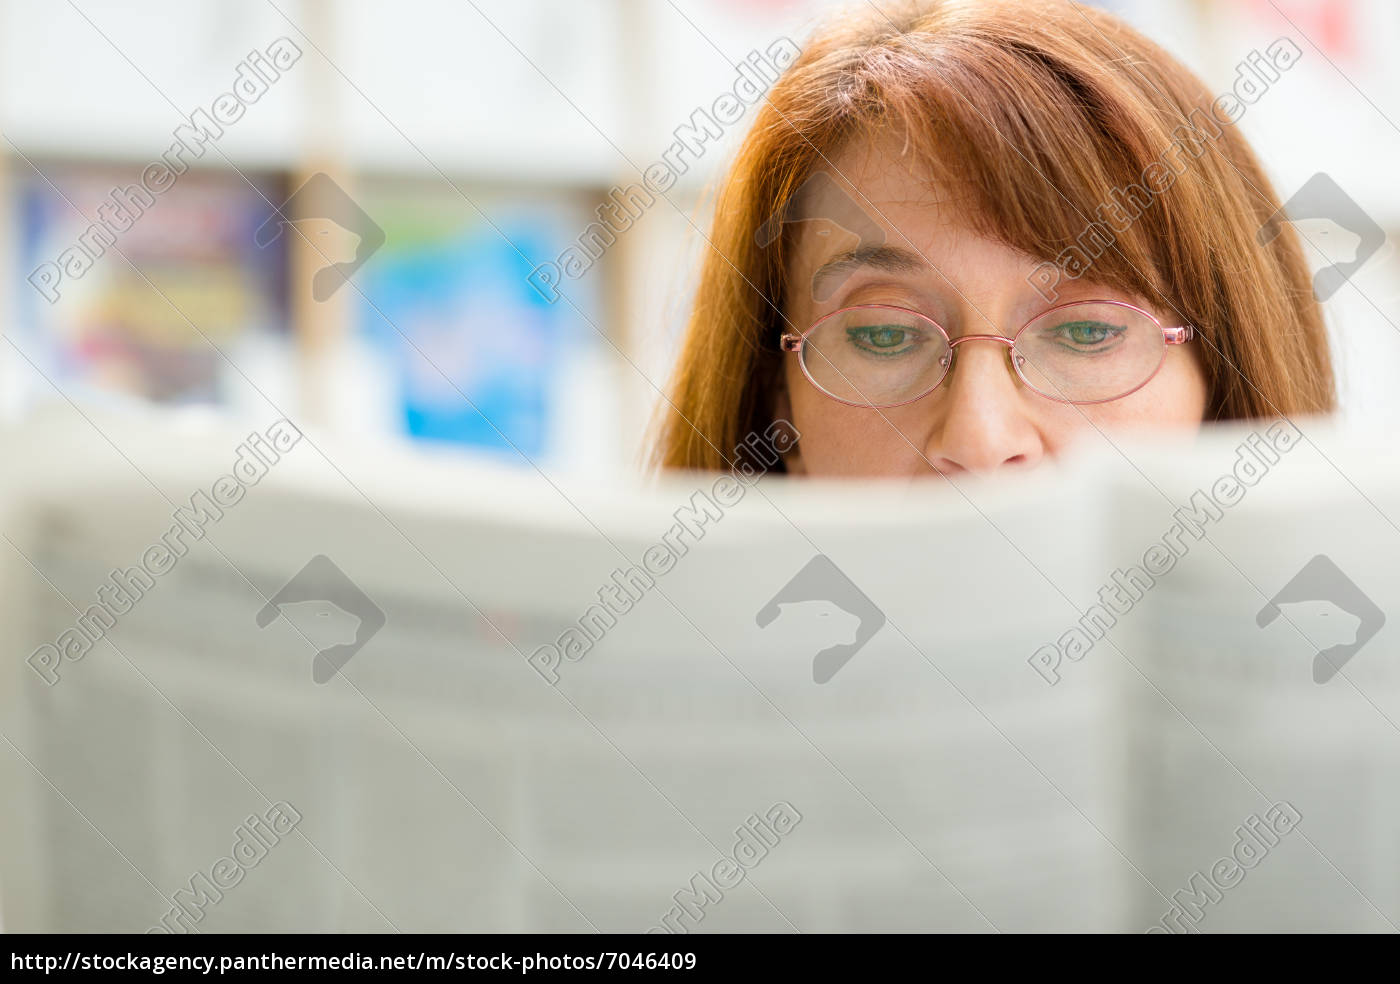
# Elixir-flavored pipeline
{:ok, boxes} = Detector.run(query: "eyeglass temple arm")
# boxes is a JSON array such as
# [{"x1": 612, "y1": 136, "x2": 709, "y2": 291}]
[
  {"x1": 1164, "y1": 325, "x2": 1193, "y2": 344},
  {"x1": 780, "y1": 333, "x2": 803, "y2": 352}
]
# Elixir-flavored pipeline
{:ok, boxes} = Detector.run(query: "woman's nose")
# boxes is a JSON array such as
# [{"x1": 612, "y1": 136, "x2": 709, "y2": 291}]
[{"x1": 921, "y1": 339, "x2": 1045, "y2": 475}]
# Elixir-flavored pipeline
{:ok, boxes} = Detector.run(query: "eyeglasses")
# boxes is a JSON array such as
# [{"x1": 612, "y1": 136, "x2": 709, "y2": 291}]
[{"x1": 780, "y1": 300, "x2": 1194, "y2": 408}]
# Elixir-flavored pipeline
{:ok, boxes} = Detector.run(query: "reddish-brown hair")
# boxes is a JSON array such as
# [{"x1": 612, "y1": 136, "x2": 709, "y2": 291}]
[{"x1": 651, "y1": 0, "x2": 1334, "y2": 471}]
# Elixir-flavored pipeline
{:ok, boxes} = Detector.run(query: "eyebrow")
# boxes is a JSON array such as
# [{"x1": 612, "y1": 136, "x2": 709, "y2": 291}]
[{"x1": 810, "y1": 244, "x2": 928, "y2": 297}]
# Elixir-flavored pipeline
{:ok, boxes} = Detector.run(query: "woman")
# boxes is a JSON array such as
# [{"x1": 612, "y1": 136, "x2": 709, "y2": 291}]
[{"x1": 651, "y1": 0, "x2": 1334, "y2": 477}]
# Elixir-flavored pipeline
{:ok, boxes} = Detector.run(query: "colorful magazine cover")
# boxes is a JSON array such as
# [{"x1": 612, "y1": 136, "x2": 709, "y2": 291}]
[
  {"x1": 14, "y1": 165, "x2": 288, "y2": 406},
  {"x1": 353, "y1": 183, "x2": 597, "y2": 460}
]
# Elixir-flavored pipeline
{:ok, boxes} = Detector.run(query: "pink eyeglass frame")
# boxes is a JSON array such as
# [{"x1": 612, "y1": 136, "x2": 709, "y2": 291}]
[{"x1": 779, "y1": 299, "x2": 1195, "y2": 408}]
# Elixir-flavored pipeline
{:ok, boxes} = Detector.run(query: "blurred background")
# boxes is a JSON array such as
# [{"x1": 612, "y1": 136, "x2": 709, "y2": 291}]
[
  {"x1": 2, "y1": 0, "x2": 1400, "y2": 936},
  {"x1": 1, "y1": 0, "x2": 1397, "y2": 478}
]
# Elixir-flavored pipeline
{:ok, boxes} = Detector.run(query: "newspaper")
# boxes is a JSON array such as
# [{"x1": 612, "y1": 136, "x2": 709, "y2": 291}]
[{"x1": 0, "y1": 405, "x2": 1395, "y2": 933}]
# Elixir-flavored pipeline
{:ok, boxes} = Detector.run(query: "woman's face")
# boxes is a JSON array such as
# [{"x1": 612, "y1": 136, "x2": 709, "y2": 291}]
[{"x1": 776, "y1": 138, "x2": 1209, "y2": 478}]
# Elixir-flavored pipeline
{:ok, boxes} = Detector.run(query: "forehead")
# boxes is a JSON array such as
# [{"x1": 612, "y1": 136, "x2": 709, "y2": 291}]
[
  {"x1": 778, "y1": 134, "x2": 1157, "y2": 320},
  {"x1": 796, "y1": 138, "x2": 958, "y2": 224},
  {"x1": 786, "y1": 136, "x2": 1004, "y2": 274}
]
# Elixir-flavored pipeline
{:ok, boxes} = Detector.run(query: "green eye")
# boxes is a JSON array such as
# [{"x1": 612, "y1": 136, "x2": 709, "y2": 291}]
[
  {"x1": 1046, "y1": 320, "x2": 1125, "y2": 349},
  {"x1": 846, "y1": 324, "x2": 918, "y2": 356}
]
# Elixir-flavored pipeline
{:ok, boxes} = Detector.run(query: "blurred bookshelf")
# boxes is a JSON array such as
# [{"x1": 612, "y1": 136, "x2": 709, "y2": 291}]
[
  {"x1": 0, "y1": 0, "x2": 808, "y2": 476},
  {"x1": 2, "y1": 0, "x2": 1398, "y2": 477}
]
